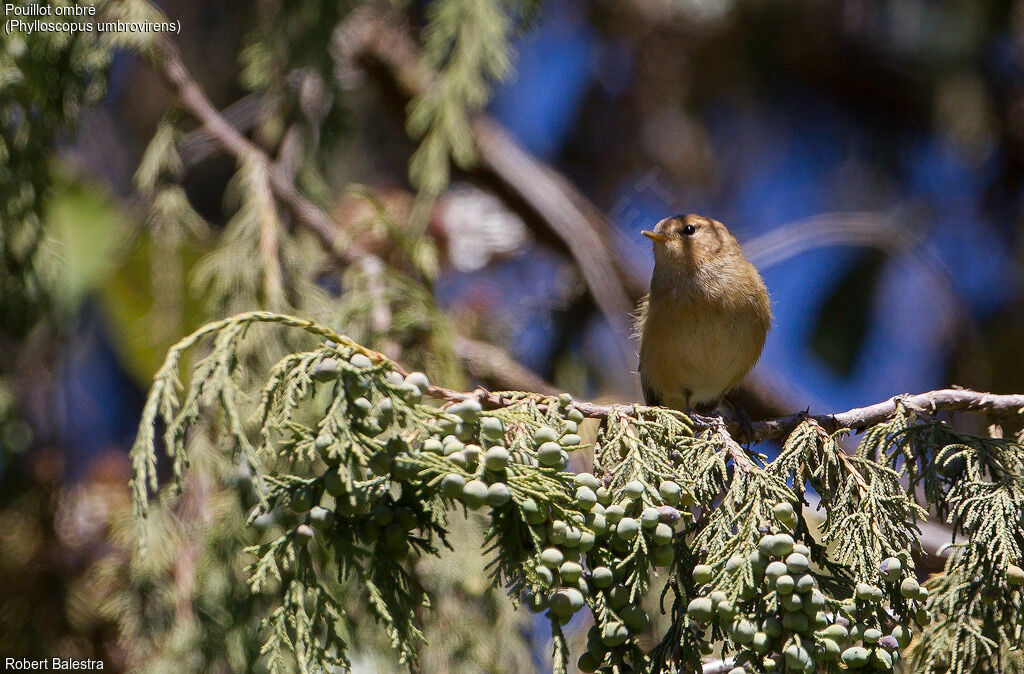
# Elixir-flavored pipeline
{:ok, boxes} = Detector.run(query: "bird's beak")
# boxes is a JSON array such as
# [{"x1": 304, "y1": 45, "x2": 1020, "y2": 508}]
[{"x1": 642, "y1": 230, "x2": 668, "y2": 244}]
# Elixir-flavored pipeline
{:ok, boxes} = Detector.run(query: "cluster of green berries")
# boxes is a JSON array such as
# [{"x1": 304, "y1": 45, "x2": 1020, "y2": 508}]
[
  {"x1": 420, "y1": 395, "x2": 700, "y2": 673},
  {"x1": 686, "y1": 502, "x2": 927, "y2": 673},
  {"x1": 300, "y1": 362, "x2": 598, "y2": 564},
  {"x1": 309, "y1": 351, "x2": 429, "y2": 474},
  {"x1": 422, "y1": 393, "x2": 584, "y2": 504},
  {"x1": 551, "y1": 478, "x2": 692, "y2": 672},
  {"x1": 271, "y1": 353, "x2": 436, "y2": 559},
  {"x1": 255, "y1": 347, "x2": 1024, "y2": 674}
]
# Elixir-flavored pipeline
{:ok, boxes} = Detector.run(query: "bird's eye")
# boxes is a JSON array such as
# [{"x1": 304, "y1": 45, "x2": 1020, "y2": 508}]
[{"x1": 682, "y1": 225, "x2": 697, "y2": 236}]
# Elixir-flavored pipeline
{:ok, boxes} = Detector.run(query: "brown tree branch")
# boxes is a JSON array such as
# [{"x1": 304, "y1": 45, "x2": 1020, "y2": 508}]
[
  {"x1": 417, "y1": 383, "x2": 1024, "y2": 443},
  {"x1": 153, "y1": 37, "x2": 363, "y2": 264},
  {"x1": 149, "y1": 35, "x2": 560, "y2": 399},
  {"x1": 469, "y1": 117, "x2": 639, "y2": 322},
  {"x1": 178, "y1": 92, "x2": 263, "y2": 166}
]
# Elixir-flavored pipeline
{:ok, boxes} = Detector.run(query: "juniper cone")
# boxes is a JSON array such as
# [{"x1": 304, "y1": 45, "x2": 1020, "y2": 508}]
[{"x1": 636, "y1": 214, "x2": 772, "y2": 411}]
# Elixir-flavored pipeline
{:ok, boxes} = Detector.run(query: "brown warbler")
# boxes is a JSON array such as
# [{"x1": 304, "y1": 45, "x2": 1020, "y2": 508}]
[{"x1": 635, "y1": 214, "x2": 772, "y2": 412}]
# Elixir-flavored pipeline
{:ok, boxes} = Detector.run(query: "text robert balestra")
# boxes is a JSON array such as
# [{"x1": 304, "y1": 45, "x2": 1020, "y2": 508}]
[{"x1": 4, "y1": 658, "x2": 104, "y2": 670}]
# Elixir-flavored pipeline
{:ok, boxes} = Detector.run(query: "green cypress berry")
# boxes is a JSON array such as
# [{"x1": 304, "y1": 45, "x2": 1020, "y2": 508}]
[
  {"x1": 900, "y1": 577, "x2": 920, "y2": 599},
  {"x1": 606, "y1": 584, "x2": 630, "y2": 610},
  {"x1": 785, "y1": 552, "x2": 810, "y2": 573},
  {"x1": 522, "y1": 498, "x2": 547, "y2": 524},
  {"x1": 549, "y1": 588, "x2": 584, "y2": 617},
  {"x1": 775, "y1": 574, "x2": 795, "y2": 595},
  {"x1": 534, "y1": 426, "x2": 558, "y2": 444},
  {"x1": 659, "y1": 480, "x2": 682, "y2": 505},
  {"x1": 770, "y1": 533, "x2": 795, "y2": 557},
  {"x1": 693, "y1": 564, "x2": 714, "y2": 584},
  {"x1": 577, "y1": 652, "x2": 599, "y2": 673},
  {"x1": 349, "y1": 353, "x2": 372, "y2": 369},
  {"x1": 616, "y1": 517, "x2": 640, "y2": 540},
  {"x1": 540, "y1": 547, "x2": 564, "y2": 568},
  {"x1": 591, "y1": 566, "x2": 614, "y2": 588},
  {"x1": 537, "y1": 441, "x2": 562, "y2": 466},
  {"x1": 652, "y1": 522, "x2": 674, "y2": 545},
  {"x1": 311, "y1": 358, "x2": 341, "y2": 382},
  {"x1": 576, "y1": 486, "x2": 598, "y2": 510},
  {"x1": 686, "y1": 597, "x2": 714, "y2": 623},
  {"x1": 487, "y1": 483, "x2": 511, "y2": 507},
  {"x1": 461, "y1": 480, "x2": 489, "y2": 509},
  {"x1": 603, "y1": 504, "x2": 625, "y2": 524},
  {"x1": 731, "y1": 619, "x2": 756, "y2": 644},
  {"x1": 483, "y1": 446, "x2": 510, "y2": 471},
  {"x1": 640, "y1": 507, "x2": 661, "y2": 528},
  {"x1": 622, "y1": 605, "x2": 650, "y2": 633},
  {"x1": 559, "y1": 561, "x2": 583, "y2": 583},
  {"x1": 601, "y1": 621, "x2": 629, "y2": 647},
  {"x1": 623, "y1": 480, "x2": 645, "y2": 500},
  {"x1": 440, "y1": 474, "x2": 466, "y2": 499}
]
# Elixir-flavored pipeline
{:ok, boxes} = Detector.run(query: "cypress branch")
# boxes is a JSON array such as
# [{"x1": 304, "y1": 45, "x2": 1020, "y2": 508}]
[{"x1": 130, "y1": 310, "x2": 1024, "y2": 672}]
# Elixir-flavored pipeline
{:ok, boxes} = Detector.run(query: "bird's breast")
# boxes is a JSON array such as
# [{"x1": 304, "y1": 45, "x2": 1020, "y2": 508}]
[{"x1": 639, "y1": 294, "x2": 767, "y2": 408}]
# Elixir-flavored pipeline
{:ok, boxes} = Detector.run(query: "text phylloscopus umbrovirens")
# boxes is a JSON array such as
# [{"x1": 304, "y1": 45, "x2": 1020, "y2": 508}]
[{"x1": 636, "y1": 214, "x2": 772, "y2": 412}]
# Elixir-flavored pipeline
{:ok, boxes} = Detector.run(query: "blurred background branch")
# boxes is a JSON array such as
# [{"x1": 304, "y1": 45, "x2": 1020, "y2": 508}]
[{"x1": 151, "y1": 32, "x2": 561, "y2": 397}]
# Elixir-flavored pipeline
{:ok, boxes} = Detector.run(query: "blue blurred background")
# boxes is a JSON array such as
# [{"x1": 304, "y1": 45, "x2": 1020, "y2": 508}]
[{"x1": 47, "y1": 0, "x2": 1024, "y2": 476}]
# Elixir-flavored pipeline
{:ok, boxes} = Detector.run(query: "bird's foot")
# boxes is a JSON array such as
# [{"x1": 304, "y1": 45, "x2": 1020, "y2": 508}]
[
  {"x1": 681, "y1": 403, "x2": 732, "y2": 437},
  {"x1": 721, "y1": 396, "x2": 756, "y2": 444}
]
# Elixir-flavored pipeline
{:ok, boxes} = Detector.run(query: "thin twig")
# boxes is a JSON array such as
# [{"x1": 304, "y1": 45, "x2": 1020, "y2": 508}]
[{"x1": 153, "y1": 37, "x2": 362, "y2": 264}]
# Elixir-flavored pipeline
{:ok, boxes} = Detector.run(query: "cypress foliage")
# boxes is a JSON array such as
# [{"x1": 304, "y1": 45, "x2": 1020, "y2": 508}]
[{"x1": 128, "y1": 311, "x2": 1024, "y2": 673}]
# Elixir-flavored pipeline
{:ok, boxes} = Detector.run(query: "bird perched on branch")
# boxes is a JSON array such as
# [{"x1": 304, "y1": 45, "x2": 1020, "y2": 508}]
[{"x1": 635, "y1": 214, "x2": 772, "y2": 415}]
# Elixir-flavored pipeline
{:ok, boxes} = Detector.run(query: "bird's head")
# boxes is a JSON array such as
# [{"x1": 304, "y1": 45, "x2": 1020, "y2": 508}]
[{"x1": 642, "y1": 214, "x2": 738, "y2": 272}]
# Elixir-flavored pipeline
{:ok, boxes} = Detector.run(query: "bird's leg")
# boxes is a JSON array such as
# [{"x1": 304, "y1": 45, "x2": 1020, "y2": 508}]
[
  {"x1": 721, "y1": 395, "x2": 756, "y2": 444},
  {"x1": 685, "y1": 399, "x2": 723, "y2": 431}
]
